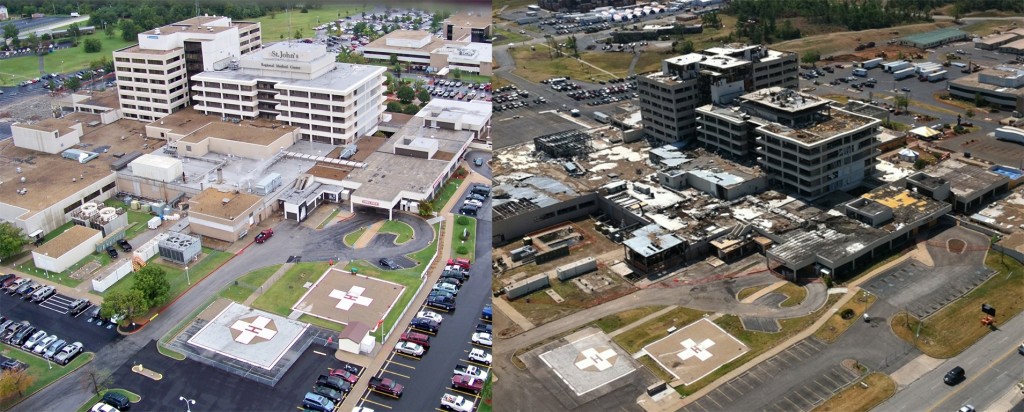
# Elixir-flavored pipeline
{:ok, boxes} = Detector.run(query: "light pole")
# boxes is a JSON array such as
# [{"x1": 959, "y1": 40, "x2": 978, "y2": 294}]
[
  {"x1": 179, "y1": 396, "x2": 195, "y2": 412},
  {"x1": 185, "y1": 266, "x2": 190, "y2": 286}
]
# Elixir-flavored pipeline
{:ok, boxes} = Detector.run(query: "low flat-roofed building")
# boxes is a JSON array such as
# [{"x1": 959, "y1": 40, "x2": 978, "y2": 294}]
[
  {"x1": 949, "y1": 65, "x2": 1024, "y2": 111},
  {"x1": 72, "y1": 89, "x2": 122, "y2": 124},
  {"x1": 998, "y1": 38, "x2": 1024, "y2": 55},
  {"x1": 975, "y1": 32, "x2": 1023, "y2": 50},
  {"x1": 899, "y1": 27, "x2": 970, "y2": 49},
  {"x1": 362, "y1": 30, "x2": 492, "y2": 75},
  {"x1": 442, "y1": 11, "x2": 491, "y2": 43},
  {"x1": 145, "y1": 109, "x2": 301, "y2": 160},
  {"x1": 622, "y1": 223, "x2": 687, "y2": 274},
  {"x1": 32, "y1": 225, "x2": 102, "y2": 273},
  {"x1": 914, "y1": 159, "x2": 1010, "y2": 213},
  {"x1": 187, "y1": 187, "x2": 270, "y2": 242},
  {"x1": 0, "y1": 113, "x2": 155, "y2": 237},
  {"x1": 11, "y1": 116, "x2": 85, "y2": 154}
]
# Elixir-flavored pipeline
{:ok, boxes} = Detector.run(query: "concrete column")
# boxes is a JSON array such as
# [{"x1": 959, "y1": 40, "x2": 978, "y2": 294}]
[{"x1": 389, "y1": 208, "x2": 393, "y2": 221}]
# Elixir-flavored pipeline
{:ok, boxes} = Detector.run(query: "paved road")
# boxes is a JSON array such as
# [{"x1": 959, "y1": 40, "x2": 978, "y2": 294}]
[{"x1": 880, "y1": 310, "x2": 1024, "y2": 412}]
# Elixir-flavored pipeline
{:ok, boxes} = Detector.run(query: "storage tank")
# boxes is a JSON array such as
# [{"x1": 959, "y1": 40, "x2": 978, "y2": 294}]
[
  {"x1": 80, "y1": 202, "x2": 99, "y2": 217},
  {"x1": 141, "y1": 204, "x2": 151, "y2": 213},
  {"x1": 130, "y1": 200, "x2": 141, "y2": 210}
]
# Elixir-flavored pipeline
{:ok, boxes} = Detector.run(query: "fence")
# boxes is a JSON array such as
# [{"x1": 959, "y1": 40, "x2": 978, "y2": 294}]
[{"x1": 91, "y1": 261, "x2": 132, "y2": 292}]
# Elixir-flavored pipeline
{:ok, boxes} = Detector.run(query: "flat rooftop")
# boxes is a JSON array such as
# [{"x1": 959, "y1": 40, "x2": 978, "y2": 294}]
[
  {"x1": 1000, "y1": 38, "x2": 1024, "y2": 50},
  {"x1": 926, "y1": 159, "x2": 1009, "y2": 199},
  {"x1": 114, "y1": 45, "x2": 183, "y2": 55},
  {"x1": 143, "y1": 15, "x2": 235, "y2": 35},
  {"x1": 14, "y1": 116, "x2": 81, "y2": 135},
  {"x1": 860, "y1": 184, "x2": 951, "y2": 226},
  {"x1": 444, "y1": 11, "x2": 491, "y2": 28},
  {"x1": 365, "y1": 32, "x2": 446, "y2": 53},
  {"x1": 77, "y1": 89, "x2": 120, "y2": 109},
  {"x1": 0, "y1": 114, "x2": 153, "y2": 216},
  {"x1": 976, "y1": 32, "x2": 1021, "y2": 45},
  {"x1": 760, "y1": 108, "x2": 877, "y2": 145},
  {"x1": 952, "y1": 72, "x2": 1024, "y2": 94},
  {"x1": 195, "y1": 63, "x2": 385, "y2": 94},
  {"x1": 741, "y1": 87, "x2": 830, "y2": 113},
  {"x1": 188, "y1": 188, "x2": 263, "y2": 220},
  {"x1": 181, "y1": 120, "x2": 298, "y2": 146},
  {"x1": 35, "y1": 225, "x2": 100, "y2": 257}
]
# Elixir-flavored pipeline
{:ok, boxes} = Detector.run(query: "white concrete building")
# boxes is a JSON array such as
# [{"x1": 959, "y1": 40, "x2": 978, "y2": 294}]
[
  {"x1": 113, "y1": 15, "x2": 262, "y2": 122},
  {"x1": 191, "y1": 42, "x2": 386, "y2": 145},
  {"x1": 362, "y1": 30, "x2": 493, "y2": 75},
  {"x1": 638, "y1": 44, "x2": 798, "y2": 145},
  {"x1": 11, "y1": 117, "x2": 84, "y2": 154},
  {"x1": 32, "y1": 225, "x2": 102, "y2": 273}
]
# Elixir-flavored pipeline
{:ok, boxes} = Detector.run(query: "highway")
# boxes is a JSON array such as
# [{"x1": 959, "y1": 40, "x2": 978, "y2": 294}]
[{"x1": 880, "y1": 311, "x2": 1024, "y2": 411}]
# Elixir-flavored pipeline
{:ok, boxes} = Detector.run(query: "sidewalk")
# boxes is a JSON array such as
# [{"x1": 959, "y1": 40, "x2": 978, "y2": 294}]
[
  {"x1": 609, "y1": 305, "x2": 677, "y2": 339},
  {"x1": 491, "y1": 297, "x2": 536, "y2": 331},
  {"x1": 338, "y1": 165, "x2": 490, "y2": 411},
  {"x1": 352, "y1": 220, "x2": 386, "y2": 249}
]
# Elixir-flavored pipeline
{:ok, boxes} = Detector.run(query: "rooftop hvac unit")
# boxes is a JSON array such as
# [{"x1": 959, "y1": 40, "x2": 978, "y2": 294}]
[{"x1": 80, "y1": 202, "x2": 99, "y2": 217}]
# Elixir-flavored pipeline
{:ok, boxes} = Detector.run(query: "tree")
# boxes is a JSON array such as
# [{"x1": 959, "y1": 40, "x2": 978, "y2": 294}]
[
  {"x1": 83, "y1": 38, "x2": 102, "y2": 53},
  {"x1": 132, "y1": 265, "x2": 170, "y2": 305},
  {"x1": 417, "y1": 88, "x2": 430, "y2": 103},
  {"x1": 567, "y1": 35, "x2": 579, "y2": 58},
  {"x1": 417, "y1": 200, "x2": 434, "y2": 217},
  {"x1": 294, "y1": 29, "x2": 303, "y2": 40},
  {"x1": 973, "y1": 92, "x2": 987, "y2": 107},
  {"x1": 396, "y1": 85, "x2": 415, "y2": 104},
  {"x1": 389, "y1": 53, "x2": 398, "y2": 67},
  {"x1": 25, "y1": 33, "x2": 39, "y2": 51},
  {"x1": 104, "y1": 24, "x2": 115, "y2": 39},
  {"x1": 0, "y1": 369, "x2": 35, "y2": 399},
  {"x1": 894, "y1": 95, "x2": 909, "y2": 112},
  {"x1": 386, "y1": 101, "x2": 403, "y2": 112},
  {"x1": 65, "y1": 76, "x2": 81, "y2": 91},
  {"x1": 0, "y1": 222, "x2": 27, "y2": 261},
  {"x1": 801, "y1": 50, "x2": 821, "y2": 66},
  {"x1": 402, "y1": 103, "x2": 421, "y2": 115},
  {"x1": 3, "y1": 22, "x2": 18, "y2": 40},
  {"x1": 120, "y1": 20, "x2": 139, "y2": 42},
  {"x1": 680, "y1": 40, "x2": 695, "y2": 54},
  {"x1": 101, "y1": 288, "x2": 148, "y2": 325},
  {"x1": 68, "y1": 23, "x2": 81, "y2": 39},
  {"x1": 965, "y1": 108, "x2": 975, "y2": 118},
  {"x1": 913, "y1": 159, "x2": 928, "y2": 170}
]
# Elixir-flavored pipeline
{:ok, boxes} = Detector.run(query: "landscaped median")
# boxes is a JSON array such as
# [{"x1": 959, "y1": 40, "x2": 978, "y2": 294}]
[
  {"x1": 813, "y1": 372, "x2": 896, "y2": 412},
  {"x1": 0, "y1": 347, "x2": 94, "y2": 409},
  {"x1": 814, "y1": 290, "x2": 877, "y2": 343},
  {"x1": 219, "y1": 264, "x2": 283, "y2": 303},
  {"x1": 75, "y1": 389, "x2": 141, "y2": 412},
  {"x1": 452, "y1": 216, "x2": 477, "y2": 260},
  {"x1": 378, "y1": 220, "x2": 416, "y2": 245},
  {"x1": 250, "y1": 262, "x2": 332, "y2": 317},
  {"x1": 891, "y1": 252, "x2": 1024, "y2": 358}
]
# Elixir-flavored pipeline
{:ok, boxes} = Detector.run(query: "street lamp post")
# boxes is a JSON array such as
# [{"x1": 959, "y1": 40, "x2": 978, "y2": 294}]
[
  {"x1": 185, "y1": 266, "x2": 190, "y2": 286},
  {"x1": 179, "y1": 396, "x2": 195, "y2": 412}
]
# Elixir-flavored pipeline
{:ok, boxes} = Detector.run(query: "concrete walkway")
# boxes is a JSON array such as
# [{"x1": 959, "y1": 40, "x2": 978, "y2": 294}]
[
  {"x1": 338, "y1": 165, "x2": 490, "y2": 411},
  {"x1": 491, "y1": 296, "x2": 536, "y2": 331},
  {"x1": 242, "y1": 262, "x2": 295, "y2": 306},
  {"x1": 352, "y1": 220, "x2": 387, "y2": 249},
  {"x1": 739, "y1": 280, "x2": 788, "y2": 303}
]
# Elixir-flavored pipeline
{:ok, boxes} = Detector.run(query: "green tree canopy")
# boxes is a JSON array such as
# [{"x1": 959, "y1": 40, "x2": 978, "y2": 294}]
[
  {"x1": 133, "y1": 265, "x2": 170, "y2": 305},
  {"x1": 83, "y1": 38, "x2": 102, "y2": 53},
  {"x1": 101, "y1": 288, "x2": 149, "y2": 324},
  {"x1": 416, "y1": 88, "x2": 430, "y2": 104},
  {"x1": 3, "y1": 23, "x2": 18, "y2": 40},
  {"x1": 396, "y1": 85, "x2": 415, "y2": 104},
  {"x1": 0, "y1": 222, "x2": 27, "y2": 261}
]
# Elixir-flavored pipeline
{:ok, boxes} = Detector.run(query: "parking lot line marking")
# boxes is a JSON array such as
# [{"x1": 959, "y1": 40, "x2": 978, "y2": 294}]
[
  {"x1": 394, "y1": 352, "x2": 421, "y2": 361},
  {"x1": 359, "y1": 397, "x2": 393, "y2": 409},
  {"x1": 745, "y1": 371, "x2": 764, "y2": 384},
  {"x1": 714, "y1": 389, "x2": 733, "y2": 402},
  {"x1": 313, "y1": 350, "x2": 327, "y2": 356},
  {"x1": 380, "y1": 369, "x2": 410, "y2": 379},
  {"x1": 704, "y1": 393, "x2": 724, "y2": 408},
  {"x1": 811, "y1": 380, "x2": 832, "y2": 394},
  {"x1": 820, "y1": 373, "x2": 842, "y2": 387},
  {"x1": 386, "y1": 359, "x2": 416, "y2": 369},
  {"x1": 470, "y1": 342, "x2": 491, "y2": 349},
  {"x1": 462, "y1": 359, "x2": 491, "y2": 368},
  {"x1": 450, "y1": 388, "x2": 481, "y2": 398},
  {"x1": 781, "y1": 396, "x2": 804, "y2": 412},
  {"x1": 689, "y1": 400, "x2": 710, "y2": 412},
  {"x1": 150, "y1": 313, "x2": 159, "y2": 321}
]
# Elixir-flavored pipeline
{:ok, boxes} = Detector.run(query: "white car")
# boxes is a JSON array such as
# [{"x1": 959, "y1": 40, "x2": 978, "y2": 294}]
[
  {"x1": 89, "y1": 403, "x2": 119, "y2": 412},
  {"x1": 464, "y1": 199, "x2": 483, "y2": 208},
  {"x1": 471, "y1": 332, "x2": 492, "y2": 347},
  {"x1": 33, "y1": 335, "x2": 58, "y2": 354},
  {"x1": 395, "y1": 341, "x2": 425, "y2": 357},
  {"x1": 416, "y1": 310, "x2": 444, "y2": 324},
  {"x1": 468, "y1": 348, "x2": 492, "y2": 365},
  {"x1": 440, "y1": 393, "x2": 474, "y2": 412}
]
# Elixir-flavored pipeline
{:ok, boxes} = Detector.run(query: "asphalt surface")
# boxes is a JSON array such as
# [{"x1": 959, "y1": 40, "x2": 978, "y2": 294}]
[
  {"x1": 355, "y1": 193, "x2": 493, "y2": 412},
  {"x1": 0, "y1": 291, "x2": 118, "y2": 353},
  {"x1": 880, "y1": 310, "x2": 1024, "y2": 412}
]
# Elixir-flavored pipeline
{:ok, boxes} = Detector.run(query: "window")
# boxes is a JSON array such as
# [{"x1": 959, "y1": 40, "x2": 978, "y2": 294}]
[{"x1": 186, "y1": 145, "x2": 192, "y2": 152}]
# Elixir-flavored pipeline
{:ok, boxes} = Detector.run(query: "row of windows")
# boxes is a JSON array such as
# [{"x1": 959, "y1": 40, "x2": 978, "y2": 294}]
[{"x1": 114, "y1": 55, "x2": 182, "y2": 65}]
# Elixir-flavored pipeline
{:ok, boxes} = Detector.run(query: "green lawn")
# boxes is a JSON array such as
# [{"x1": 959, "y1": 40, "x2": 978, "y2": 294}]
[
  {"x1": 317, "y1": 207, "x2": 342, "y2": 229},
  {"x1": 251, "y1": 262, "x2": 331, "y2": 316},
  {"x1": 479, "y1": 375, "x2": 493, "y2": 412},
  {"x1": 253, "y1": 5, "x2": 366, "y2": 43},
  {"x1": 75, "y1": 389, "x2": 141, "y2": 412},
  {"x1": 299, "y1": 313, "x2": 347, "y2": 332},
  {"x1": 451, "y1": 217, "x2": 477, "y2": 260},
  {"x1": 345, "y1": 222, "x2": 439, "y2": 341},
  {"x1": 0, "y1": 347, "x2": 93, "y2": 410},
  {"x1": 97, "y1": 248, "x2": 233, "y2": 311},
  {"x1": 592, "y1": 306, "x2": 667, "y2": 333},
  {"x1": 451, "y1": 71, "x2": 492, "y2": 84},
  {"x1": 219, "y1": 264, "x2": 282, "y2": 303},
  {"x1": 343, "y1": 228, "x2": 366, "y2": 248},
  {"x1": 612, "y1": 307, "x2": 709, "y2": 354},
  {"x1": 431, "y1": 178, "x2": 465, "y2": 210},
  {"x1": 103, "y1": 199, "x2": 158, "y2": 240},
  {"x1": 379, "y1": 220, "x2": 415, "y2": 245},
  {"x1": 17, "y1": 252, "x2": 104, "y2": 288},
  {"x1": 0, "y1": 32, "x2": 132, "y2": 83},
  {"x1": 493, "y1": 26, "x2": 529, "y2": 46}
]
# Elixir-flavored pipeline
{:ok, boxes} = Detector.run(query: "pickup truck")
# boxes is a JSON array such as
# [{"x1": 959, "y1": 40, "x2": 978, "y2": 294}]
[
  {"x1": 368, "y1": 376, "x2": 404, "y2": 398},
  {"x1": 451, "y1": 375, "x2": 484, "y2": 394},
  {"x1": 254, "y1": 228, "x2": 274, "y2": 244},
  {"x1": 468, "y1": 348, "x2": 492, "y2": 365},
  {"x1": 441, "y1": 393, "x2": 475, "y2": 411},
  {"x1": 453, "y1": 364, "x2": 489, "y2": 380}
]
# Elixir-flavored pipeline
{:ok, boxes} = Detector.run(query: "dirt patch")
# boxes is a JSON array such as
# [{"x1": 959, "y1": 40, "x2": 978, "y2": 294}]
[
  {"x1": 70, "y1": 260, "x2": 101, "y2": 280},
  {"x1": 947, "y1": 238, "x2": 966, "y2": 254},
  {"x1": 772, "y1": 22, "x2": 955, "y2": 57}
]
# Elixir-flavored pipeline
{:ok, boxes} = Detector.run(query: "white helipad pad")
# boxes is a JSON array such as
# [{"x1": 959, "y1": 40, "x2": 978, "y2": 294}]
[
  {"x1": 539, "y1": 332, "x2": 637, "y2": 396},
  {"x1": 329, "y1": 286, "x2": 374, "y2": 310},
  {"x1": 188, "y1": 302, "x2": 308, "y2": 370},
  {"x1": 678, "y1": 338, "x2": 715, "y2": 362},
  {"x1": 643, "y1": 318, "x2": 749, "y2": 385}
]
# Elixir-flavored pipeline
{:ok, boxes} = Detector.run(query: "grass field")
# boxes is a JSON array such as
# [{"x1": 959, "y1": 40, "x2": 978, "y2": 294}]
[
  {"x1": 772, "y1": 22, "x2": 955, "y2": 56},
  {"x1": 814, "y1": 291, "x2": 877, "y2": 343},
  {"x1": 432, "y1": 178, "x2": 465, "y2": 211},
  {"x1": 103, "y1": 199, "x2": 158, "y2": 240},
  {"x1": 379, "y1": 220, "x2": 415, "y2": 245},
  {"x1": 99, "y1": 248, "x2": 232, "y2": 310},
  {"x1": 892, "y1": 252, "x2": 1024, "y2": 358},
  {"x1": 612, "y1": 307, "x2": 708, "y2": 354},
  {"x1": 298, "y1": 313, "x2": 347, "y2": 331},
  {"x1": 638, "y1": 354, "x2": 676, "y2": 383},
  {"x1": 343, "y1": 227, "x2": 366, "y2": 247},
  {"x1": 592, "y1": 306, "x2": 667, "y2": 333},
  {"x1": 493, "y1": 26, "x2": 529, "y2": 46},
  {"x1": 0, "y1": 347, "x2": 93, "y2": 410},
  {"x1": 219, "y1": 264, "x2": 282, "y2": 303},
  {"x1": 511, "y1": 48, "x2": 618, "y2": 83},
  {"x1": 253, "y1": 5, "x2": 366, "y2": 42},
  {"x1": 75, "y1": 389, "x2": 141, "y2": 412},
  {"x1": 777, "y1": 283, "x2": 808, "y2": 307},
  {"x1": 0, "y1": 32, "x2": 132, "y2": 83},
  {"x1": 479, "y1": 375, "x2": 493, "y2": 412},
  {"x1": 251, "y1": 262, "x2": 331, "y2": 316},
  {"x1": 452, "y1": 217, "x2": 477, "y2": 260},
  {"x1": 813, "y1": 372, "x2": 895, "y2": 412}
]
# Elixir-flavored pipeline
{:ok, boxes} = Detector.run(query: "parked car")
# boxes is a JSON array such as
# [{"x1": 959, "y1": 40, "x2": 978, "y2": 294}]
[
  {"x1": 432, "y1": 282, "x2": 458, "y2": 296},
  {"x1": 44, "y1": 339, "x2": 67, "y2": 359},
  {"x1": 368, "y1": 377, "x2": 404, "y2": 398},
  {"x1": 31, "y1": 285, "x2": 56, "y2": 302},
  {"x1": 101, "y1": 391, "x2": 131, "y2": 410},
  {"x1": 316, "y1": 374, "x2": 352, "y2": 393},
  {"x1": 471, "y1": 332, "x2": 492, "y2": 346},
  {"x1": 312, "y1": 384, "x2": 344, "y2": 403},
  {"x1": 415, "y1": 310, "x2": 443, "y2": 324},
  {"x1": 55, "y1": 342, "x2": 83, "y2": 365},
  {"x1": 5, "y1": 278, "x2": 27, "y2": 294},
  {"x1": 0, "y1": 359, "x2": 26, "y2": 372},
  {"x1": 15, "y1": 280, "x2": 38, "y2": 296},
  {"x1": 395, "y1": 341, "x2": 425, "y2": 357},
  {"x1": 301, "y1": 392, "x2": 335, "y2": 412},
  {"x1": 117, "y1": 239, "x2": 132, "y2": 252},
  {"x1": 23, "y1": 330, "x2": 48, "y2": 351},
  {"x1": 440, "y1": 394, "x2": 474, "y2": 412},
  {"x1": 944, "y1": 366, "x2": 965, "y2": 385},
  {"x1": 69, "y1": 299, "x2": 92, "y2": 316},
  {"x1": 328, "y1": 368, "x2": 359, "y2": 384},
  {"x1": 451, "y1": 375, "x2": 484, "y2": 394},
  {"x1": 399, "y1": 331, "x2": 431, "y2": 349},
  {"x1": 409, "y1": 318, "x2": 439, "y2": 334},
  {"x1": 0, "y1": 274, "x2": 15, "y2": 286},
  {"x1": 89, "y1": 403, "x2": 118, "y2": 412},
  {"x1": 254, "y1": 228, "x2": 274, "y2": 243},
  {"x1": 476, "y1": 323, "x2": 493, "y2": 334},
  {"x1": 106, "y1": 247, "x2": 118, "y2": 259},
  {"x1": 426, "y1": 295, "x2": 456, "y2": 312},
  {"x1": 379, "y1": 257, "x2": 398, "y2": 270},
  {"x1": 468, "y1": 348, "x2": 492, "y2": 365},
  {"x1": 32, "y1": 334, "x2": 57, "y2": 354}
]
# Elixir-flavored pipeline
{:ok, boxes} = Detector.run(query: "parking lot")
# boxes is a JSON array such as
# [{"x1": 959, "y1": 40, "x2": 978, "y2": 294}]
[
  {"x1": 354, "y1": 236, "x2": 493, "y2": 411},
  {"x1": 681, "y1": 338, "x2": 856, "y2": 412},
  {"x1": 0, "y1": 287, "x2": 117, "y2": 351}
]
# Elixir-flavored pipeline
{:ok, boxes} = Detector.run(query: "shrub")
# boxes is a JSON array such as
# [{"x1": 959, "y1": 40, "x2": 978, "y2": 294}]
[{"x1": 840, "y1": 308, "x2": 856, "y2": 320}]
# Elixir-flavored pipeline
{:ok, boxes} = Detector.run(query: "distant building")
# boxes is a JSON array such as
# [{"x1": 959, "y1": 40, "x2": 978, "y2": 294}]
[
  {"x1": 898, "y1": 28, "x2": 970, "y2": 49},
  {"x1": 949, "y1": 65, "x2": 1024, "y2": 112},
  {"x1": 362, "y1": 30, "x2": 492, "y2": 76},
  {"x1": 0, "y1": 6, "x2": 9, "y2": 20},
  {"x1": 187, "y1": 188, "x2": 270, "y2": 242},
  {"x1": 442, "y1": 11, "x2": 491, "y2": 43},
  {"x1": 32, "y1": 225, "x2": 102, "y2": 273},
  {"x1": 538, "y1": 0, "x2": 635, "y2": 13},
  {"x1": 638, "y1": 44, "x2": 798, "y2": 145},
  {"x1": 11, "y1": 117, "x2": 84, "y2": 154}
]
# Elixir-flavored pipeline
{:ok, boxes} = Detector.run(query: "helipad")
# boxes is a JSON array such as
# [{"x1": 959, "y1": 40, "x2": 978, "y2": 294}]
[
  {"x1": 187, "y1": 302, "x2": 308, "y2": 370},
  {"x1": 292, "y1": 267, "x2": 405, "y2": 330},
  {"x1": 642, "y1": 318, "x2": 749, "y2": 385},
  {"x1": 538, "y1": 331, "x2": 636, "y2": 396}
]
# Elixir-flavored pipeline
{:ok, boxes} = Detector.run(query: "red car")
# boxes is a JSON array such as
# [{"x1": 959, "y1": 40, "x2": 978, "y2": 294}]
[
  {"x1": 451, "y1": 375, "x2": 483, "y2": 394},
  {"x1": 254, "y1": 228, "x2": 274, "y2": 244},
  {"x1": 328, "y1": 368, "x2": 359, "y2": 384},
  {"x1": 447, "y1": 258, "x2": 471, "y2": 269}
]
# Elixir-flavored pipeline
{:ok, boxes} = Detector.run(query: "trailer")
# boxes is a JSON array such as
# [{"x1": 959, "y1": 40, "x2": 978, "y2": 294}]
[
  {"x1": 882, "y1": 60, "x2": 911, "y2": 73},
  {"x1": 853, "y1": 68, "x2": 868, "y2": 77},
  {"x1": 861, "y1": 58, "x2": 883, "y2": 69},
  {"x1": 893, "y1": 67, "x2": 916, "y2": 80},
  {"x1": 927, "y1": 70, "x2": 947, "y2": 82}
]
